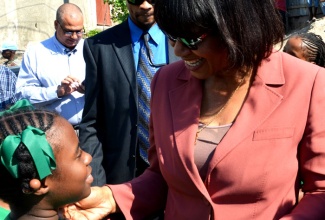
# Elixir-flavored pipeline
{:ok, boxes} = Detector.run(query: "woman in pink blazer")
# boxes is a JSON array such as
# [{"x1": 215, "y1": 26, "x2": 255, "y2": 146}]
[{"x1": 63, "y1": 0, "x2": 325, "y2": 219}]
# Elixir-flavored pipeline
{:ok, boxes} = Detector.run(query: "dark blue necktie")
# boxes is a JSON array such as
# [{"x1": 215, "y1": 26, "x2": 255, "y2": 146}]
[{"x1": 137, "y1": 33, "x2": 157, "y2": 164}]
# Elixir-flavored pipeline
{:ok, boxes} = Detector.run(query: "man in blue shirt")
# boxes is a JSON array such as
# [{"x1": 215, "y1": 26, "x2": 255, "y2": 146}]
[
  {"x1": 79, "y1": 0, "x2": 179, "y2": 190},
  {"x1": 0, "y1": 65, "x2": 17, "y2": 110},
  {"x1": 15, "y1": 3, "x2": 85, "y2": 130}
]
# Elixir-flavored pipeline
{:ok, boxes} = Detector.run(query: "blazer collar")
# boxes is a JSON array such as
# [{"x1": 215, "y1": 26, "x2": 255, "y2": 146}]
[
  {"x1": 170, "y1": 52, "x2": 285, "y2": 189},
  {"x1": 256, "y1": 51, "x2": 285, "y2": 86},
  {"x1": 210, "y1": 52, "x2": 285, "y2": 177}
]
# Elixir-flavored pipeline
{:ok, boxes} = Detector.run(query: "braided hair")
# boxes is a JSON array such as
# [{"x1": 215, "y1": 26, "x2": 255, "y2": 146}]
[
  {"x1": 297, "y1": 33, "x2": 325, "y2": 67},
  {"x1": 0, "y1": 108, "x2": 58, "y2": 204}
]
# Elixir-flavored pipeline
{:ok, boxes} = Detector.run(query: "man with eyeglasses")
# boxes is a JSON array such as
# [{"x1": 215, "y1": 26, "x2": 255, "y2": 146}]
[
  {"x1": 79, "y1": 0, "x2": 179, "y2": 197},
  {"x1": 16, "y1": 3, "x2": 85, "y2": 133}
]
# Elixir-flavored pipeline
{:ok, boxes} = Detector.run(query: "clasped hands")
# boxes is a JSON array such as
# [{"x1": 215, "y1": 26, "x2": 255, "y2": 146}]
[
  {"x1": 57, "y1": 75, "x2": 85, "y2": 98},
  {"x1": 61, "y1": 186, "x2": 117, "y2": 220}
]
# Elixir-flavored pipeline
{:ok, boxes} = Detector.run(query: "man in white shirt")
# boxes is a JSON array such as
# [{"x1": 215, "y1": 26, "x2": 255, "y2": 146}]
[{"x1": 15, "y1": 3, "x2": 85, "y2": 129}]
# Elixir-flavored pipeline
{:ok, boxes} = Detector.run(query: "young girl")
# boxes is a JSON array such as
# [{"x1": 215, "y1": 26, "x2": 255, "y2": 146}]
[
  {"x1": 283, "y1": 32, "x2": 325, "y2": 67},
  {"x1": 0, "y1": 99, "x2": 93, "y2": 220}
]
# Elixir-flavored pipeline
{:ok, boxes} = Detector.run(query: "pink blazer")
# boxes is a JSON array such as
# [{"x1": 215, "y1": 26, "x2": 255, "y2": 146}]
[{"x1": 110, "y1": 51, "x2": 325, "y2": 219}]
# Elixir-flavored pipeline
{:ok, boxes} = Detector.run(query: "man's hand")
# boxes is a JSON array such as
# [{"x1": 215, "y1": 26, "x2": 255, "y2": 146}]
[
  {"x1": 57, "y1": 75, "x2": 84, "y2": 97},
  {"x1": 61, "y1": 186, "x2": 117, "y2": 220}
]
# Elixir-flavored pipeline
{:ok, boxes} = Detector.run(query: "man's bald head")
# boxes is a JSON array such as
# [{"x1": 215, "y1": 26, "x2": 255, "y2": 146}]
[{"x1": 56, "y1": 3, "x2": 83, "y2": 24}]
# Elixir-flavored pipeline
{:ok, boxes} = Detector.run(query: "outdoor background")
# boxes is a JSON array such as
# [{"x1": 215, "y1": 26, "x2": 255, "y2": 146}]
[{"x1": 1, "y1": 0, "x2": 325, "y2": 53}]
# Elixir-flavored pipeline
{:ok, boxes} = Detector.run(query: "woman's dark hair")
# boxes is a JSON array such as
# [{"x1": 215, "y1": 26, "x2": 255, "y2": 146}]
[
  {"x1": 0, "y1": 108, "x2": 57, "y2": 204},
  {"x1": 295, "y1": 33, "x2": 325, "y2": 67},
  {"x1": 154, "y1": 0, "x2": 284, "y2": 70}
]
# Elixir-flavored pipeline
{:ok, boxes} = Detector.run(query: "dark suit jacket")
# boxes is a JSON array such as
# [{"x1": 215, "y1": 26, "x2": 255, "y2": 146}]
[{"x1": 79, "y1": 20, "x2": 179, "y2": 186}]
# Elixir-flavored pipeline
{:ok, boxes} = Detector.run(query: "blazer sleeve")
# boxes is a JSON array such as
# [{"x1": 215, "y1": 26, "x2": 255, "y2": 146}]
[
  {"x1": 281, "y1": 68, "x2": 325, "y2": 219},
  {"x1": 79, "y1": 39, "x2": 106, "y2": 186}
]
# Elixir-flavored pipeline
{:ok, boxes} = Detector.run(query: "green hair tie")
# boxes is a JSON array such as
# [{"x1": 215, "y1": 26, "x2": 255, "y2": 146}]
[
  {"x1": 0, "y1": 99, "x2": 35, "y2": 117},
  {"x1": 0, "y1": 126, "x2": 56, "y2": 180}
]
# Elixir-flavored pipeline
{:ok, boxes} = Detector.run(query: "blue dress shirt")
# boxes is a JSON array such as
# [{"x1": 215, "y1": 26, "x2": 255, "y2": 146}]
[{"x1": 128, "y1": 17, "x2": 168, "y2": 69}]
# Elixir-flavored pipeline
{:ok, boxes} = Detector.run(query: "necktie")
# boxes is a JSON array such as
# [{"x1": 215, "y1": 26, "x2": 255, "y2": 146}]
[{"x1": 137, "y1": 33, "x2": 157, "y2": 164}]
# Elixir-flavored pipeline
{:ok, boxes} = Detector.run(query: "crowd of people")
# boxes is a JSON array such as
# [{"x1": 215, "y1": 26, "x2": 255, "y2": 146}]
[{"x1": 1, "y1": 0, "x2": 325, "y2": 219}]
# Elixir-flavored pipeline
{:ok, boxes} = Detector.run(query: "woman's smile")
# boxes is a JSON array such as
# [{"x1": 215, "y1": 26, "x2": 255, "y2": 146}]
[{"x1": 184, "y1": 58, "x2": 205, "y2": 70}]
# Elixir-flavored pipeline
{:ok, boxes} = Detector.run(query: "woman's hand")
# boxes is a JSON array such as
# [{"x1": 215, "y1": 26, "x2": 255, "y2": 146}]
[{"x1": 61, "y1": 186, "x2": 117, "y2": 220}]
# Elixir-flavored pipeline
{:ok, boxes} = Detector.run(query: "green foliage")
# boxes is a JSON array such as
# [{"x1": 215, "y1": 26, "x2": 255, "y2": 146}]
[
  {"x1": 85, "y1": 29, "x2": 102, "y2": 38},
  {"x1": 104, "y1": 0, "x2": 129, "y2": 23}
]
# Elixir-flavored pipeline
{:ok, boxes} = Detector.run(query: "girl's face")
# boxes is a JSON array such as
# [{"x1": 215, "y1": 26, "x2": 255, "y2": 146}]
[
  {"x1": 283, "y1": 37, "x2": 308, "y2": 61},
  {"x1": 171, "y1": 35, "x2": 229, "y2": 79},
  {"x1": 45, "y1": 117, "x2": 93, "y2": 207}
]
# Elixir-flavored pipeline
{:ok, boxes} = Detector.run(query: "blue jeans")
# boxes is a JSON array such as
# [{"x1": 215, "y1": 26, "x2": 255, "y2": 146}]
[{"x1": 307, "y1": 0, "x2": 319, "y2": 7}]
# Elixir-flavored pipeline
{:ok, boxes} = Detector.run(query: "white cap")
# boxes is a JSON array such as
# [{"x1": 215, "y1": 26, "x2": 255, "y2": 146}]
[{"x1": 1, "y1": 41, "x2": 18, "y2": 51}]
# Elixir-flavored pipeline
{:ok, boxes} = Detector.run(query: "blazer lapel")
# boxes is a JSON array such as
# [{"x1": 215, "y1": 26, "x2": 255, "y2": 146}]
[
  {"x1": 112, "y1": 21, "x2": 137, "y2": 99},
  {"x1": 206, "y1": 53, "x2": 286, "y2": 175},
  {"x1": 169, "y1": 69, "x2": 212, "y2": 196},
  {"x1": 168, "y1": 53, "x2": 285, "y2": 196}
]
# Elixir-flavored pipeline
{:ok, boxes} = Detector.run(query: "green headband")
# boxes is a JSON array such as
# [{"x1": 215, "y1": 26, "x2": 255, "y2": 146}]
[
  {"x1": 0, "y1": 99, "x2": 35, "y2": 117},
  {"x1": 0, "y1": 126, "x2": 56, "y2": 180}
]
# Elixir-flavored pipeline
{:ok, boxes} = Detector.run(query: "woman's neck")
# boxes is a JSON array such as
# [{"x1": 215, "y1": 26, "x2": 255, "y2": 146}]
[{"x1": 200, "y1": 69, "x2": 253, "y2": 126}]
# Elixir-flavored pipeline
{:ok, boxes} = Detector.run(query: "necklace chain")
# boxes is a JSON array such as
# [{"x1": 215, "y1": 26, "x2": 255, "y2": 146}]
[{"x1": 194, "y1": 77, "x2": 245, "y2": 145}]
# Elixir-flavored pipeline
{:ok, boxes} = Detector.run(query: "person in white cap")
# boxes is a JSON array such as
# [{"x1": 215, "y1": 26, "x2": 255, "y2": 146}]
[{"x1": 1, "y1": 42, "x2": 20, "y2": 67}]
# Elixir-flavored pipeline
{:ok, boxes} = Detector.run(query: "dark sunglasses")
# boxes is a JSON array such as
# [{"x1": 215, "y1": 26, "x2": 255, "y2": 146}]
[
  {"x1": 166, "y1": 33, "x2": 208, "y2": 50},
  {"x1": 127, "y1": 0, "x2": 155, "y2": 5}
]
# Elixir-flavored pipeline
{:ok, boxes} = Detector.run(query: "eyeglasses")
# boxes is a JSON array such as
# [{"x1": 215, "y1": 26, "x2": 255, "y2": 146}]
[
  {"x1": 166, "y1": 33, "x2": 207, "y2": 50},
  {"x1": 58, "y1": 21, "x2": 84, "y2": 37},
  {"x1": 127, "y1": 0, "x2": 155, "y2": 5}
]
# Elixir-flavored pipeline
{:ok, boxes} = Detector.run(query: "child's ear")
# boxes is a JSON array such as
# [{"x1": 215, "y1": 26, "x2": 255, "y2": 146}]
[{"x1": 29, "y1": 179, "x2": 49, "y2": 195}]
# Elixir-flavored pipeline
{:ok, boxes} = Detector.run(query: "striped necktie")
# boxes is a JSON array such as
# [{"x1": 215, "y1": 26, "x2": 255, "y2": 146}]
[{"x1": 137, "y1": 32, "x2": 157, "y2": 164}]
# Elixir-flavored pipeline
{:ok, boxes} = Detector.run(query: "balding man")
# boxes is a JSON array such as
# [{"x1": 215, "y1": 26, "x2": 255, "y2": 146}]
[{"x1": 16, "y1": 3, "x2": 85, "y2": 132}]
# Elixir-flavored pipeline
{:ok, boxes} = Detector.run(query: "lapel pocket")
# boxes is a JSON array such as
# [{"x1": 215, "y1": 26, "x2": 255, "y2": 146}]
[{"x1": 253, "y1": 127, "x2": 294, "y2": 141}]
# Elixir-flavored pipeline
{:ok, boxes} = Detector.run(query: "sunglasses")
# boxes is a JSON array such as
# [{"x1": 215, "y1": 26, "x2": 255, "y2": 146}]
[
  {"x1": 166, "y1": 33, "x2": 207, "y2": 50},
  {"x1": 58, "y1": 22, "x2": 84, "y2": 37},
  {"x1": 127, "y1": 0, "x2": 155, "y2": 5}
]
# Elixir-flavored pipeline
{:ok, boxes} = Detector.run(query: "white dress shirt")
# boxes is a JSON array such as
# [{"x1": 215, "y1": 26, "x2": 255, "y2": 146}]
[{"x1": 15, "y1": 34, "x2": 85, "y2": 125}]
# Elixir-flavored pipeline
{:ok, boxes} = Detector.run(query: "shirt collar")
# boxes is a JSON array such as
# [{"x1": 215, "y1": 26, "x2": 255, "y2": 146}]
[
  {"x1": 128, "y1": 17, "x2": 165, "y2": 45},
  {"x1": 53, "y1": 33, "x2": 79, "y2": 54}
]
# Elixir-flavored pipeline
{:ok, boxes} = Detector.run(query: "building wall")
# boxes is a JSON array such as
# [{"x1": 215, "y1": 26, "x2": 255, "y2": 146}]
[
  {"x1": 0, "y1": 0, "x2": 98, "y2": 51},
  {"x1": 96, "y1": 0, "x2": 112, "y2": 26}
]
